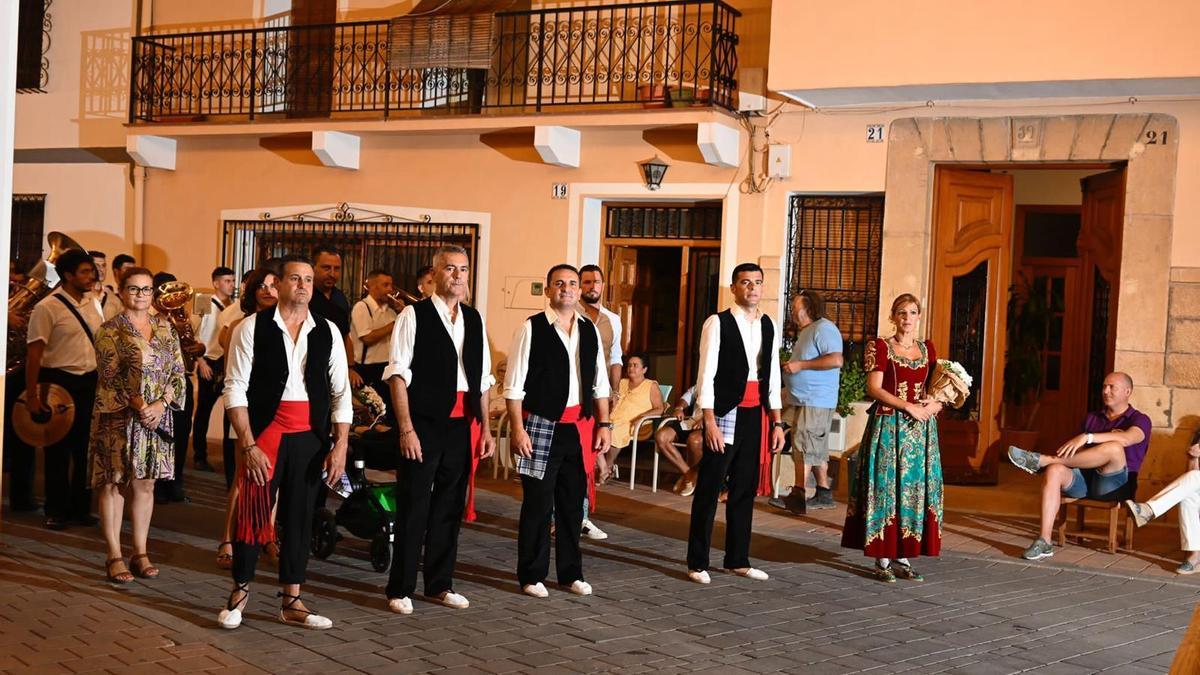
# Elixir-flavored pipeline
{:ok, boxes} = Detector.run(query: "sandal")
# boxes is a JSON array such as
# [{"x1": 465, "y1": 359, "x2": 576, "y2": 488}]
[
  {"x1": 130, "y1": 553, "x2": 159, "y2": 579},
  {"x1": 277, "y1": 592, "x2": 332, "y2": 630},
  {"x1": 893, "y1": 562, "x2": 924, "y2": 582},
  {"x1": 216, "y1": 541, "x2": 233, "y2": 570},
  {"x1": 105, "y1": 557, "x2": 134, "y2": 584},
  {"x1": 218, "y1": 583, "x2": 250, "y2": 629},
  {"x1": 873, "y1": 562, "x2": 896, "y2": 583}
]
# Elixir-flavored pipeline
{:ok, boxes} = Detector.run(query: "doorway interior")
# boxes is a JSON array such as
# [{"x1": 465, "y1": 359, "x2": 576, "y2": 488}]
[
  {"x1": 602, "y1": 201, "x2": 722, "y2": 392},
  {"x1": 931, "y1": 164, "x2": 1125, "y2": 484}
]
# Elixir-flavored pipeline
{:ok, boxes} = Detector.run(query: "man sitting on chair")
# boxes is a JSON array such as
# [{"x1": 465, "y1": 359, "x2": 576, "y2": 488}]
[{"x1": 1007, "y1": 372, "x2": 1151, "y2": 561}]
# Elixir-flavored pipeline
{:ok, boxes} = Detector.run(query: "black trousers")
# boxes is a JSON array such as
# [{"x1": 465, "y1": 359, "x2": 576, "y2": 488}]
[
  {"x1": 386, "y1": 415, "x2": 472, "y2": 599},
  {"x1": 156, "y1": 373, "x2": 194, "y2": 500},
  {"x1": 40, "y1": 368, "x2": 97, "y2": 519},
  {"x1": 191, "y1": 357, "x2": 224, "y2": 464},
  {"x1": 687, "y1": 405, "x2": 762, "y2": 571},
  {"x1": 4, "y1": 366, "x2": 36, "y2": 509},
  {"x1": 517, "y1": 423, "x2": 586, "y2": 586},
  {"x1": 232, "y1": 430, "x2": 325, "y2": 585},
  {"x1": 355, "y1": 362, "x2": 392, "y2": 424}
]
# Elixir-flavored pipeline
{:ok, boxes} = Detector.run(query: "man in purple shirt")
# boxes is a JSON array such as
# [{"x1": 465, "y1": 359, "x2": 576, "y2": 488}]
[{"x1": 1006, "y1": 372, "x2": 1152, "y2": 561}]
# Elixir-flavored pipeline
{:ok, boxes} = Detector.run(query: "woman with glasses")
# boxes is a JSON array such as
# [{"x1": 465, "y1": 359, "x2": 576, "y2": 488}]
[
  {"x1": 214, "y1": 268, "x2": 278, "y2": 570},
  {"x1": 89, "y1": 267, "x2": 186, "y2": 583}
]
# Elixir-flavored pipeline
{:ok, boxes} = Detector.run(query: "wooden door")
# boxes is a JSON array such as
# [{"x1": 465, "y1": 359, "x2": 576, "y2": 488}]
[
  {"x1": 930, "y1": 167, "x2": 1014, "y2": 485},
  {"x1": 607, "y1": 246, "x2": 639, "y2": 352},
  {"x1": 1020, "y1": 262, "x2": 1086, "y2": 444},
  {"x1": 288, "y1": 0, "x2": 336, "y2": 118},
  {"x1": 1079, "y1": 168, "x2": 1126, "y2": 410},
  {"x1": 682, "y1": 248, "x2": 721, "y2": 389}
]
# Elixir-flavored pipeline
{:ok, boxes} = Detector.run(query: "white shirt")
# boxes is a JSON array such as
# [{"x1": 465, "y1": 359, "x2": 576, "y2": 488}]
[
  {"x1": 504, "y1": 308, "x2": 612, "y2": 405},
  {"x1": 383, "y1": 294, "x2": 496, "y2": 391},
  {"x1": 196, "y1": 295, "x2": 230, "y2": 360},
  {"x1": 350, "y1": 295, "x2": 398, "y2": 365},
  {"x1": 695, "y1": 304, "x2": 783, "y2": 410},
  {"x1": 206, "y1": 301, "x2": 244, "y2": 360},
  {"x1": 96, "y1": 288, "x2": 122, "y2": 321},
  {"x1": 587, "y1": 303, "x2": 623, "y2": 367},
  {"x1": 27, "y1": 288, "x2": 105, "y2": 374},
  {"x1": 223, "y1": 307, "x2": 353, "y2": 425}
]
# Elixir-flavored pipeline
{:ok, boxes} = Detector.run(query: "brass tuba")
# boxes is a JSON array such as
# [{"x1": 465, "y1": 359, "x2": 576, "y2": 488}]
[
  {"x1": 7, "y1": 232, "x2": 87, "y2": 375},
  {"x1": 153, "y1": 281, "x2": 199, "y2": 369}
]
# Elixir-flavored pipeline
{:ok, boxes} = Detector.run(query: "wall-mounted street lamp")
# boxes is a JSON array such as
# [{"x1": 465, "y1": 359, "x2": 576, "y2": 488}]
[{"x1": 640, "y1": 156, "x2": 669, "y2": 190}]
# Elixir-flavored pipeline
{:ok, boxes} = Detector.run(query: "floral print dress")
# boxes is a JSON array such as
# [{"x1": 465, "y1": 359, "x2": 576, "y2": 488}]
[
  {"x1": 89, "y1": 314, "x2": 186, "y2": 486},
  {"x1": 841, "y1": 337, "x2": 944, "y2": 558}
]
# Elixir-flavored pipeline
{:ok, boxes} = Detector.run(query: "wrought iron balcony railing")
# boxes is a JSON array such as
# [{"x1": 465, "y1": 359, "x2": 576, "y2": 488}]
[{"x1": 130, "y1": 1, "x2": 740, "y2": 123}]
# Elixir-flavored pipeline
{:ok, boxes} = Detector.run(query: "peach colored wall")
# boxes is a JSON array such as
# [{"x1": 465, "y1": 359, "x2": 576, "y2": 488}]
[
  {"x1": 768, "y1": 0, "x2": 1200, "y2": 92},
  {"x1": 12, "y1": 163, "x2": 133, "y2": 258},
  {"x1": 140, "y1": 127, "x2": 743, "y2": 347},
  {"x1": 753, "y1": 100, "x2": 1200, "y2": 272},
  {"x1": 14, "y1": 0, "x2": 135, "y2": 149}
]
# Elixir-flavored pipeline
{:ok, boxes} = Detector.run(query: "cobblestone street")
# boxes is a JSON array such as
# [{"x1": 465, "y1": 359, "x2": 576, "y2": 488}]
[{"x1": 2, "y1": 468, "x2": 1198, "y2": 674}]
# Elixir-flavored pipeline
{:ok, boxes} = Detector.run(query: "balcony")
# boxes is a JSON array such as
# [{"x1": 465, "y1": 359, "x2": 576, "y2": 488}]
[{"x1": 129, "y1": 1, "x2": 740, "y2": 124}]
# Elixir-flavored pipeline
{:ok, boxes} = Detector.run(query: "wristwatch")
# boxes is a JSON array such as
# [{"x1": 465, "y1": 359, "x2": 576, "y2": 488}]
[
  {"x1": 597, "y1": 422, "x2": 614, "y2": 430},
  {"x1": 772, "y1": 422, "x2": 787, "y2": 430}
]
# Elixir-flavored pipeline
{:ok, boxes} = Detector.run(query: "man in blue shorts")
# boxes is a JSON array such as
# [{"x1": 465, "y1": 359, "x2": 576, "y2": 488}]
[{"x1": 1007, "y1": 372, "x2": 1151, "y2": 560}]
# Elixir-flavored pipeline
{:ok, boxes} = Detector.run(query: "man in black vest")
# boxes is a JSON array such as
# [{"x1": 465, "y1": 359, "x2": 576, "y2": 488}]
[
  {"x1": 382, "y1": 245, "x2": 496, "y2": 615},
  {"x1": 686, "y1": 262, "x2": 785, "y2": 585},
  {"x1": 216, "y1": 256, "x2": 351, "y2": 631},
  {"x1": 505, "y1": 264, "x2": 612, "y2": 598}
]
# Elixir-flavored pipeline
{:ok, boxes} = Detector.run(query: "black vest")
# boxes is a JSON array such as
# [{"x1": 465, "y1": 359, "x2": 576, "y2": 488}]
[
  {"x1": 245, "y1": 309, "x2": 334, "y2": 438},
  {"x1": 522, "y1": 312, "x2": 599, "y2": 420},
  {"x1": 407, "y1": 298, "x2": 485, "y2": 421},
  {"x1": 712, "y1": 309, "x2": 773, "y2": 417}
]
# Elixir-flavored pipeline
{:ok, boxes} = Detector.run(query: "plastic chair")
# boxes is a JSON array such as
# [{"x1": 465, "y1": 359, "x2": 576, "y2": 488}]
[
  {"x1": 625, "y1": 384, "x2": 673, "y2": 490},
  {"x1": 491, "y1": 410, "x2": 514, "y2": 480}
]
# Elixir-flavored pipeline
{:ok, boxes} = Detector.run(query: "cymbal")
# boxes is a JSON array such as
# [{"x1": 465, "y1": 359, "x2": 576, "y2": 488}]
[{"x1": 13, "y1": 383, "x2": 75, "y2": 447}]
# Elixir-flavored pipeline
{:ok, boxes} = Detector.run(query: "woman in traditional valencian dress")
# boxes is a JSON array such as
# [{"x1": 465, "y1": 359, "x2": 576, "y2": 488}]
[
  {"x1": 841, "y1": 293, "x2": 944, "y2": 582},
  {"x1": 90, "y1": 267, "x2": 186, "y2": 583}
]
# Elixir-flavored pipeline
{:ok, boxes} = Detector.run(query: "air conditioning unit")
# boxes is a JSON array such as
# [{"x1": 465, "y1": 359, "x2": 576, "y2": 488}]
[
  {"x1": 738, "y1": 67, "x2": 766, "y2": 113},
  {"x1": 828, "y1": 413, "x2": 847, "y2": 454}
]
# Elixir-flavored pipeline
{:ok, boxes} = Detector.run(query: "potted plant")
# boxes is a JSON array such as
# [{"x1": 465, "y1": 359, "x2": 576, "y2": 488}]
[{"x1": 1002, "y1": 272, "x2": 1050, "y2": 450}]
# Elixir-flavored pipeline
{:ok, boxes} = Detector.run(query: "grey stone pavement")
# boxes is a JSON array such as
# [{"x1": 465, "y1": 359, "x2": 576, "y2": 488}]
[{"x1": 1, "y1": 466, "x2": 1198, "y2": 674}]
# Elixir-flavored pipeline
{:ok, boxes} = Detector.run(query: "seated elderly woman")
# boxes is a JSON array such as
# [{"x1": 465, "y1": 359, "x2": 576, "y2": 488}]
[{"x1": 597, "y1": 353, "x2": 664, "y2": 482}]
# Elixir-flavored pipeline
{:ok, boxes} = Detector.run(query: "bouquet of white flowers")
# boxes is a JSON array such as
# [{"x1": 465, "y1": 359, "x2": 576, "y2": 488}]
[
  {"x1": 928, "y1": 359, "x2": 973, "y2": 409},
  {"x1": 352, "y1": 385, "x2": 388, "y2": 429}
]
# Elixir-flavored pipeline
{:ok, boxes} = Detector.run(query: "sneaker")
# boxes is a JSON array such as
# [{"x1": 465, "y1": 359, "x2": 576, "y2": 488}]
[
  {"x1": 388, "y1": 597, "x2": 413, "y2": 615},
  {"x1": 1176, "y1": 560, "x2": 1198, "y2": 575},
  {"x1": 732, "y1": 567, "x2": 768, "y2": 581},
  {"x1": 809, "y1": 488, "x2": 836, "y2": 510},
  {"x1": 1125, "y1": 500, "x2": 1154, "y2": 528},
  {"x1": 1007, "y1": 446, "x2": 1043, "y2": 475},
  {"x1": 435, "y1": 591, "x2": 469, "y2": 609},
  {"x1": 567, "y1": 580, "x2": 592, "y2": 596},
  {"x1": 687, "y1": 569, "x2": 711, "y2": 584},
  {"x1": 768, "y1": 491, "x2": 806, "y2": 516},
  {"x1": 522, "y1": 582, "x2": 549, "y2": 598},
  {"x1": 581, "y1": 519, "x2": 608, "y2": 540},
  {"x1": 679, "y1": 480, "x2": 697, "y2": 497},
  {"x1": 1022, "y1": 537, "x2": 1054, "y2": 561}
]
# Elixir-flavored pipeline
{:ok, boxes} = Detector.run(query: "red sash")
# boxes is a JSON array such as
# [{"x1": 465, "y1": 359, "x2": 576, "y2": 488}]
[
  {"x1": 451, "y1": 392, "x2": 485, "y2": 523},
  {"x1": 521, "y1": 404, "x2": 597, "y2": 513},
  {"x1": 235, "y1": 401, "x2": 310, "y2": 545},
  {"x1": 738, "y1": 381, "x2": 772, "y2": 497}
]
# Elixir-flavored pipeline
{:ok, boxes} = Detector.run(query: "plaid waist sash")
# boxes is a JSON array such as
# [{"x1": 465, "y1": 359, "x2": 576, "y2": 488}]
[{"x1": 517, "y1": 405, "x2": 597, "y2": 513}]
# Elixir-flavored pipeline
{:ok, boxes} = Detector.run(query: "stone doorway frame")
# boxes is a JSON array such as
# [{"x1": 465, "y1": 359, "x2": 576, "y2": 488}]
[{"x1": 879, "y1": 113, "x2": 1178, "y2": 430}]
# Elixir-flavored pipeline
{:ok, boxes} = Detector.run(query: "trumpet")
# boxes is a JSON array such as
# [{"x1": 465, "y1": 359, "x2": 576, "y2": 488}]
[{"x1": 362, "y1": 278, "x2": 421, "y2": 309}]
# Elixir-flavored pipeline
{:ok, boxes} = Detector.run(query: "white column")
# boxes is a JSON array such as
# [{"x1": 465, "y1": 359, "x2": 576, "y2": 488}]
[{"x1": 0, "y1": 0, "x2": 22, "y2": 510}]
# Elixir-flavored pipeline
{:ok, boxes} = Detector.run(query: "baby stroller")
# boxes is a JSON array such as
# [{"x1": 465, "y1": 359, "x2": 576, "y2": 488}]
[{"x1": 311, "y1": 388, "x2": 398, "y2": 572}]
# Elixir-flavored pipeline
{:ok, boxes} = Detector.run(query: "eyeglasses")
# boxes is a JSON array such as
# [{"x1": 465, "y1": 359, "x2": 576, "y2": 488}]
[{"x1": 124, "y1": 286, "x2": 154, "y2": 296}]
